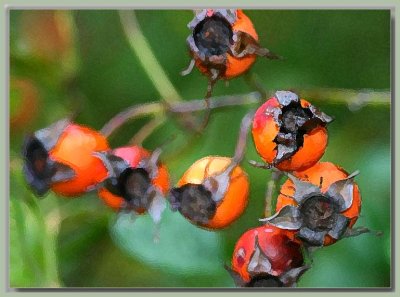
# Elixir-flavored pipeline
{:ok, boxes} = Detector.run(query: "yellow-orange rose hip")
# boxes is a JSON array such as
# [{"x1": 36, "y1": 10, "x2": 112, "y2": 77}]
[{"x1": 169, "y1": 156, "x2": 249, "y2": 229}]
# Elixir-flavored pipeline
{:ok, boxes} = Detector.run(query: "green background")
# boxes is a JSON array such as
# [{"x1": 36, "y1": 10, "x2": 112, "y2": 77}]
[{"x1": 9, "y1": 10, "x2": 391, "y2": 288}]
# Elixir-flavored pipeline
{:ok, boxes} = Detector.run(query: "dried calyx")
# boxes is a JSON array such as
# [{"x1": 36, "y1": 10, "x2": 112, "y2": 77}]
[
  {"x1": 272, "y1": 91, "x2": 333, "y2": 164},
  {"x1": 246, "y1": 274, "x2": 284, "y2": 287},
  {"x1": 168, "y1": 159, "x2": 238, "y2": 225},
  {"x1": 193, "y1": 14, "x2": 233, "y2": 58},
  {"x1": 300, "y1": 195, "x2": 338, "y2": 232},
  {"x1": 169, "y1": 184, "x2": 216, "y2": 225},
  {"x1": 262, "y1": 172, "x2": 358, "y2": 246},
  {"x1": 96, "y1": 151, "x2": 162, "y2": 212},
  {"x1": 186, "y1": 9, "x2": 277, "y2": 79},
  {"x1": 23, "y1": 119, "x2": 75, "y2": 196}
]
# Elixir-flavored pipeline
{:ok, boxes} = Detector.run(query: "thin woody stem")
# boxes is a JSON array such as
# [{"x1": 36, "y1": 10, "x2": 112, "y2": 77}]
[
  {"x1": 119, "y1": 10, "x2": 201, "y2": 135},
  {"x1": 101, "y1": 102, "x2": 163, "y2": 137},
  {"x1": 196, "y1": 79, "x2": 217, "y2": 133},
  {"x1": 232, "y1": 110, "x2": 255, "y2": 165},
  {"x1": 264, "y1": 169, "x2": 284, "y2": 218},
  {"x1": 129, "y1": 114, "x2": 166, "y2": 145},
  {"x1": 101, "y1": 92, "x2": 261, "y2": 137},
  {"x1": 101, "y1": 88, "x2": 390, "y2": 138},
  {"x1": 244, "y1": 72, "x2": 269, "y2": 99},
  {"x1": 217, "y1": 110, "x2": 255, "y2": 183}
]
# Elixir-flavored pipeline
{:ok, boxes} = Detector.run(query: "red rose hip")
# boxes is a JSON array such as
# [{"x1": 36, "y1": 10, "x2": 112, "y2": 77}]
[{"x1": 229, "y1": 225, "x2": 308, "y2": 287}]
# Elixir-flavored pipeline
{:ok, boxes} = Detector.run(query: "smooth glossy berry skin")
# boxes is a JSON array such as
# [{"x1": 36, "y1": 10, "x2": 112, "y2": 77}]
[
  {"x1": 229, "y1": 225, "x2": 307, "y2": 287},
  {"x1": 271, "y1": 162, "x2": 362, "y2": 246},
  {"x1": 97, "y1": 146, "x2": 170, "y2": 215},
  {"x1": 169, "y1": 156, "x2": 249, "y2": 230},
  {"x1": 252, "y1": 91, "x2": 332, "y2": 172},
  {"x1": 187, "y1": 9, "x2": 278, "y2": 80},
  {"x1": 23, "y1": 119, "x2": 110, "y2": 197}
]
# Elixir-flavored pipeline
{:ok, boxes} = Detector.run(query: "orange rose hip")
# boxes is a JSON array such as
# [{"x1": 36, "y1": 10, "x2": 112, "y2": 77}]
[
  {"x1": 252, "y1": 90, "x2": 333, "y2": 172},
  {"x1": 169, "y1": 156, "x2": 249, "y2": 229},
  {"x1": 23, "y1": 119, "x2": 109, "y2": 197},
  {"x1": 265, "y1": 162, "x2": 362, "y2": 247},
  {"x1": 185, "y1": 9, "x2": 279, "y2": 80}
]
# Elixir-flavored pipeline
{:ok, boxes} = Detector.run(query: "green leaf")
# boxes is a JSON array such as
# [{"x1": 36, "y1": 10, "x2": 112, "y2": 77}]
[
  {"x1": 57, "y1": 212, "x2": 109, "y2": 286},
  {"x1": 10, "y1": 155, "x2": 62, "y2": 287},
  {"x1": 110, "y1": 208, "x2": 225, "y2": 275},
  {"x1": 10, "y1": 198, "x2": 37, "y2": 287}
]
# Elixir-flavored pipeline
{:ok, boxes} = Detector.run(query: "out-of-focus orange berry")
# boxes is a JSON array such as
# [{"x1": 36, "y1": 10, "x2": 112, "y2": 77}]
[{"x1": 23, "y1": 119, "x2": 110, "y2": 197}]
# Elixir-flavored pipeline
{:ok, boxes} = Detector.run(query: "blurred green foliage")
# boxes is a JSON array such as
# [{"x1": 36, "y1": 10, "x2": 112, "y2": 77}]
[{"x1": 9, "y1": 10, "x2": 390, "y2": 288}]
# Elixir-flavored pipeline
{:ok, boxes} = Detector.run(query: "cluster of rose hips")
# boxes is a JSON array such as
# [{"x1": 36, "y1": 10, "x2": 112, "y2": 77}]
[
  {"x1": 228, "y1": 90, "x2": 362, "y2": 287},
  {"x1": 22, "y1": 9, "x2": 365, "y2": 287}
]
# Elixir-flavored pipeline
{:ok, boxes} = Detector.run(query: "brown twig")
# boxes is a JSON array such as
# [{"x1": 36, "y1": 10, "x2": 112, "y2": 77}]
[{"x1": 196, "y1": 78, "x2": 216, "y2": 133}]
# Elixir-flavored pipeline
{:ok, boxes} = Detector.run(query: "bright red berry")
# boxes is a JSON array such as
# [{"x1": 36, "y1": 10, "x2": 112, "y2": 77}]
[
  {"x1": 228, "y1": 225, "x2": 308, "y2": 287},
  {"x1": 23, "y1": 119, "x2": 110, "y2": 197}
]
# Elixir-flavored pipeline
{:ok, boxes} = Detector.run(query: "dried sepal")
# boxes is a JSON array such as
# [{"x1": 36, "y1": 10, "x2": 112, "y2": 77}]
[
  {"x1": 273, "y1": 163, "x2": 363, "y2": 246},
  {"x1": 148, "y1": 191, "x2": 167, "y2": 224},
  {"x1": 96, "y1": 146, "x2": 169, "y2": 222},
  {"x1": 33, "y1": 118, "x2": 71, "y2": 151},
  {"x1": 22, "y1": 119, "x2": 76, "y2": 196},
  {"x1": 260, "y1": 205, "x2": 303, "y2": 230},
  {"x1": 288, "y1": 173, "x2": 322, "y2": 204},
  {"x1": 326, "y1": 170, "x2": 359, "y2": 212},
  {"x1": 247, "y1": 236, "x2": 272, "y2": 276},
  {"x1": 50, "y1": 161, "x2": 76, "y2": 183},
  {"x1": 272, "y1": 91, "x2": 332, "y2": 164},
  {"x1": 169, "y1": 184, "x2": 216, "y2": 225},
  {"x1": 279, "y1": 265, "x2": 311, "y2": 287}
]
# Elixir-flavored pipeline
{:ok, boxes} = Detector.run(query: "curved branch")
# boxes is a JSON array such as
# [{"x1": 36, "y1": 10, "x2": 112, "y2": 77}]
[
  {"x1": 100, "y1": 88, "x2": 390, "y2": 138},
  {"x1": 101, "y1": 102, "x2": 162, "y2": 137},
  {"x1": 101, "y1": 92, "x2": 261, "y2": 137}
]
